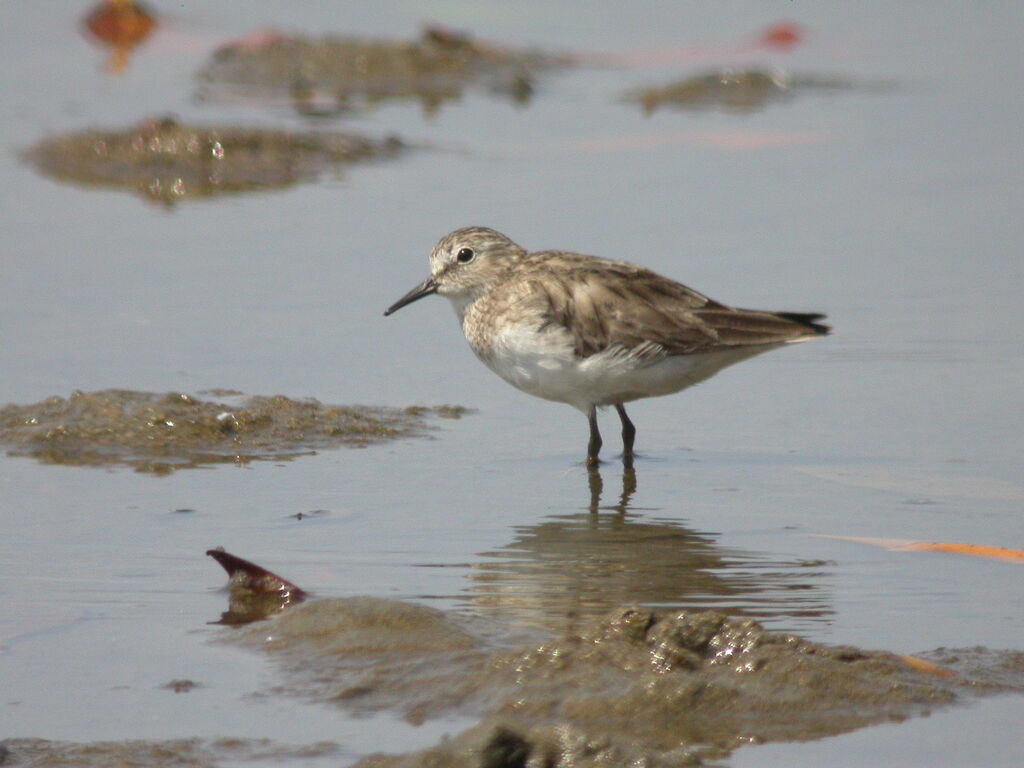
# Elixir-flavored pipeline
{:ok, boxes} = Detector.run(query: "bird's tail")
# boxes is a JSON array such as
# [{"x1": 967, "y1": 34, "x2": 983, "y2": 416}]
[{"x1": 774, "y1": 311, "x2": 831, "y2": 335}]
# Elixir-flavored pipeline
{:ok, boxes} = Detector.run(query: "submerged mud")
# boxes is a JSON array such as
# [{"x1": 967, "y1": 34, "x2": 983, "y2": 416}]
[
  {"x1": 0, "y1": 389, "x2": 467, "y2": 474},
  {"x1": 196, "y1": 26, "x2": 572, "y2": 116},
  {"x1": 24, "y1": 117, "x2": 404, "y2": 204},
  {"x1": 223, "y1": 598, "x2": 1024, "y2": 767},
  {"x1": 0, "y1": 737, "x2": 339, "y2": 768},
  {"x1": 625, "y1": 69, "x2": 864, "y2": 113}
]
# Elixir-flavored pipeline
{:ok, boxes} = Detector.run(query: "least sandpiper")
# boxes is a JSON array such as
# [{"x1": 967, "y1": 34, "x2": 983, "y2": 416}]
[{"x1": 385, "y1": 227, "x2": 828, "y2": 465}]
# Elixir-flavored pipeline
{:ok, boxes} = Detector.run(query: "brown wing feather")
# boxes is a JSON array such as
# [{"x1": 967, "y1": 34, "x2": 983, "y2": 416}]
[
  {"x1": 522, "y1": 251, "x2": 826, "y2": 359},
  {"x1": 692, "y1": 308, "x2": 828, "y2": 347}
]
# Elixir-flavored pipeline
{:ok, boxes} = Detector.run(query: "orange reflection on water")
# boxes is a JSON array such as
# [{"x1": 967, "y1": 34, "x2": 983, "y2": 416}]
[
  {"x1": 82, "y1": 0, "x2": 156, "y2": 74},
  {"x1": 816, "y1": 535, "x2": 1024, "y2": 564}
]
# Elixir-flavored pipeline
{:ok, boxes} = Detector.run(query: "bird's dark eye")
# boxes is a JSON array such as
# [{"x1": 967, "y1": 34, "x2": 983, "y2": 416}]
[{"x1": 456, "y1": 247, "x2": 475, "y2": 264}]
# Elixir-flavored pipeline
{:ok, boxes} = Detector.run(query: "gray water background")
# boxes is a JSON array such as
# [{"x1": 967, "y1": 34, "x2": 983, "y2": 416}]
[{"x1": 1, "y1": 2, "x2": 1023, "y2": 765}]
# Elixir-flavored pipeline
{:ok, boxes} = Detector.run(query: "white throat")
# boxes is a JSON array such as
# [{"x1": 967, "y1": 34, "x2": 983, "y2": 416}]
[{"x1": 443, "y1": 292, "x2": 476, "y2": 322}]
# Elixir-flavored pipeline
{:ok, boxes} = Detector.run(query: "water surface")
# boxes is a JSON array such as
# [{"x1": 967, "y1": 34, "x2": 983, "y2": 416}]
[{"x1": 2, "y1": 2, "x2": 1023, "y2": 765}]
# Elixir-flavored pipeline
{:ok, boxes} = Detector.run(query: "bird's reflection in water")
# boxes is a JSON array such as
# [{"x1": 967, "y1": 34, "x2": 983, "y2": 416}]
[
  {"x1": 463, "y1": 464, "x2": 833, "y2": 635},
  {"x1": 586, "y1": 463, "x2": 636, "y2": 514}
]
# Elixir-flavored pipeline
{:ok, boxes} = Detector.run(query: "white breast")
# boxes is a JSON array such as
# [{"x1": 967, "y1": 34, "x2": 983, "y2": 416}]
[{"x1": 481, "y1": 324, "x2": 581, "y2": 405}]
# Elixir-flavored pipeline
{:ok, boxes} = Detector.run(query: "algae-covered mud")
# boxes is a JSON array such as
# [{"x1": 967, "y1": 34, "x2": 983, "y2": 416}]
[
  {"x1": 626, "y1": 69, "x2": 864, "y2": 114},
  {"x1": 195, "y1": 26, "x2": 572, "y2": 115},
  {"x1": 24, "y1": 117, "x2": 405, "y2": 203},
  {"x1": 0, "y1": 737, "x2": 340, "y2": 768},
  {"x1": 217, "y1": 597, "x2": 1024, "y2": 767},
  {"x1": 0, "y1": 389, "x2": 467, "y2": 474}
]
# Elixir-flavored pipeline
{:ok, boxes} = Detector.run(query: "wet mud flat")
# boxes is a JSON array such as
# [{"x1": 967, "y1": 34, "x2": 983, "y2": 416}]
[
  {"x1": 23, "y1": 117, "x2": 405, "y2": 203},
  {"x1": 212, "y1": 595, "x2": 1023, "y2": 767},
  {"x1": 0, "y1": 389, "x2": 467, "y2": 474},
  {"x1": 195, "y1": 26, "x2": 573, "y2": 113}
]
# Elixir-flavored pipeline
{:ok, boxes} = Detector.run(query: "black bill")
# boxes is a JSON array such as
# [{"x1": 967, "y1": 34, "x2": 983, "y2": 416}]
[{"x1": 384, "y1": 276, "x2": 438, "y2": 316}]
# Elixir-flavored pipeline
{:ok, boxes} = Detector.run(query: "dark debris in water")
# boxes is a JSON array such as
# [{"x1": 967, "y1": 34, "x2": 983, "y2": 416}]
[
  {"x1": 0, "y1": 389, "x2": 469, "y2": 474},
  {"x1": 196, "y1": 25, "x2": 573, "y2": 116},
  {"x1": 291, "y1": 509, "x2": 329, "y2": 520},
  {"x1": 207, "y1": 547, "x2": 307, "y2": 625},
  {"x1": 160, "y1": 679, "x2": 202, "y2": 693},
  {"x1": 222, "y1": 598, "x2": 1024, "y2": 768},
  {"x1": 23, "y1": 116, "x2": 405, "y2": 204}
]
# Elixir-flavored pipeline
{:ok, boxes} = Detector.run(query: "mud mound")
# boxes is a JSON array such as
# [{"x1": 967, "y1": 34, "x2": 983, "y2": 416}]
[
  {"x1": 24, "y1": 117, "x2": 404, "y2": 203},
  {"x1": 0, "y1": 389, "x2": 467, "y2": 474},
  {"x1": 625, "y1": 69, "x2": 863, "y2": 114},
  {"x1": 224, "y1": 599, "x2": 1024, "y2": 766},
  {"x1": 196, "y1": 26, "x2": 572, "y2": 114}
]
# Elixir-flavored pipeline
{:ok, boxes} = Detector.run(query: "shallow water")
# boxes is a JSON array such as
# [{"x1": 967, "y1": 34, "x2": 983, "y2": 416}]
[{"x1": 2, "y1": 2, "x2": 1023, "y2": 765}]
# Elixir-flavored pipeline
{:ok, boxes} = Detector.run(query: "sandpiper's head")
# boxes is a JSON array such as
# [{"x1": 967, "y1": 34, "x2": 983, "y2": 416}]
[{"x1": 384, "y1": 227, "x2": 526, "y2": 316}]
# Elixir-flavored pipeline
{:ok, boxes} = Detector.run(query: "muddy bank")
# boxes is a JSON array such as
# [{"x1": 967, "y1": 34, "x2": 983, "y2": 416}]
[
  {"x1": 625, "y1": 69, "x2": 863, "y2": 113},
  {"x1": 196, "y1": 26, "x2": 572, "y2": 115},
  {"x1": 0, "y1": 737, "x2": 340, "y2": 767},
  {"x1": 23, "y1": 117, "x2": 404, "y2": 203},
  {"x1": 221, "y1": 597, "x2": 1024, "y2": 767},
  {"x1": 0, "y1": 389, "x2": 467, "y2": 474}
]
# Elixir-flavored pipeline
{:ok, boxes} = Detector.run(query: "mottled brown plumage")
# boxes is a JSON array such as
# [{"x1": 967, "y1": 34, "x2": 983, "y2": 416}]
[{"x1": 386, "y1": 227, "x2": 828, "y2": 465}]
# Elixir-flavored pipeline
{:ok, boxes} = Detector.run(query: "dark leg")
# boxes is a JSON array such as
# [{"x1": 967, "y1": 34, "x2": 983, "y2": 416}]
[
  {"x1": 586, "y1": 406, "x2": 602, "y2": 466},
  {"x1": 615, "y1": 404, "x2": 636, "y2": 464}
]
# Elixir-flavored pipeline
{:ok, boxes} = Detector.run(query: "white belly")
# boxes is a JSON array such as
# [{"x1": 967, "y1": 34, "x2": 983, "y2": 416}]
[{"x1": 480, "y1": 324, "x2": 779, "y2": 412}]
